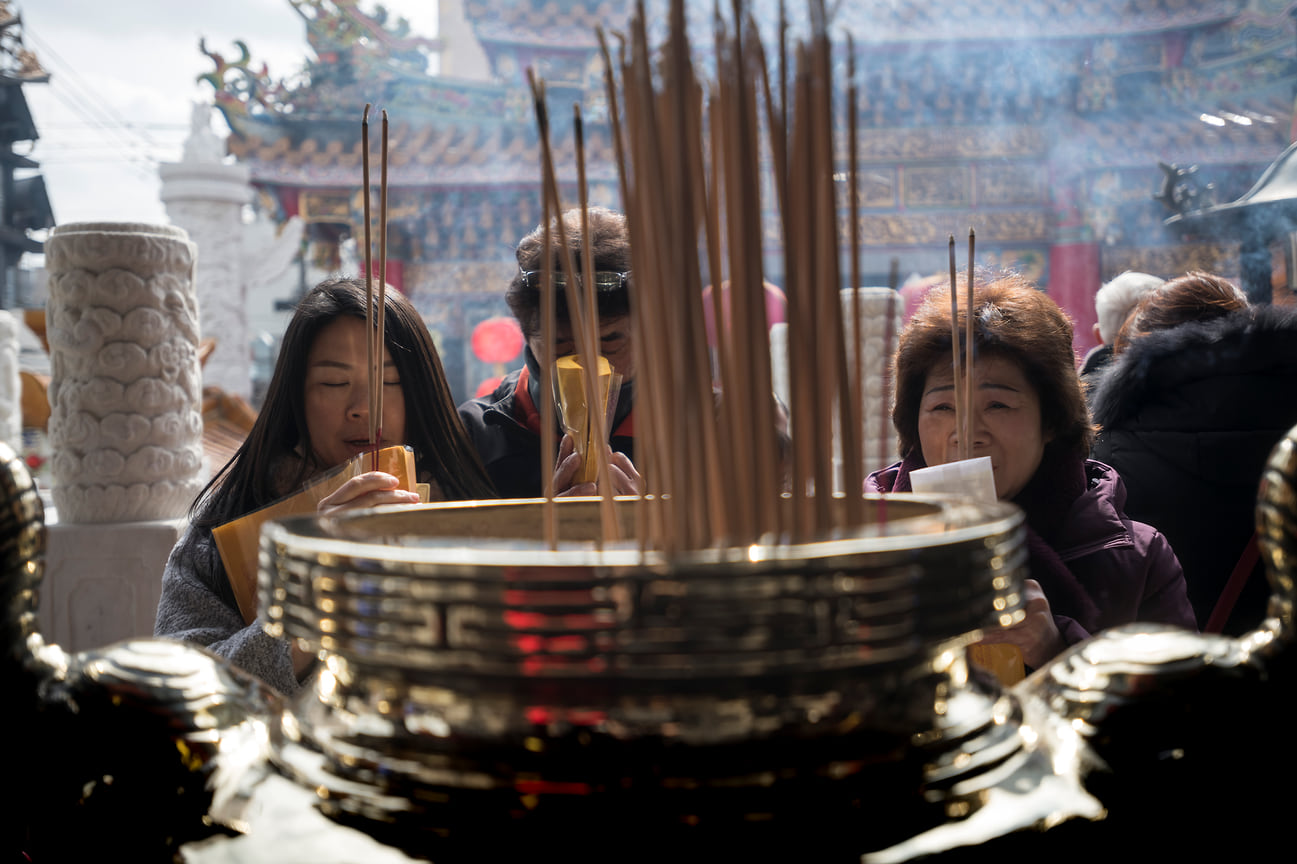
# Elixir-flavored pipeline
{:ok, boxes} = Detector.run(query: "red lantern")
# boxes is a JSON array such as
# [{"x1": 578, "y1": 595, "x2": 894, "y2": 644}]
[
  {"x1": 701, "y1": 281, "x2": 788, "y2": 346},
  {"x1": 475, "y1": 375, "x2": 504, "y2": 398},
  {"x1": 472, "y1": 316, "x2": 525, "y2": 364}
]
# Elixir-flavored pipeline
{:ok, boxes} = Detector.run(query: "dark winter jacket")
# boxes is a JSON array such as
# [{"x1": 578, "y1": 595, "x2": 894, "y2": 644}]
[
  {"x1": 1079, "y1": 343, "x2": 1113, "y2": 403},
  {"x1": 868, "y1": 446, "x2": 1195, "y2": 661},
  {"x1": 1090, "y1": 303, "x2": 1297, "y2": 633},
  {"x1": 457, "y1": 363, "x2": 634, "y2": 499}
]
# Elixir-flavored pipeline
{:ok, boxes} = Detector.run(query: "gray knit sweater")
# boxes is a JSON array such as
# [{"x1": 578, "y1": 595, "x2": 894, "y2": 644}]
[{"x1": 154, "y1": 523, "x2": 301, "y2": 695}]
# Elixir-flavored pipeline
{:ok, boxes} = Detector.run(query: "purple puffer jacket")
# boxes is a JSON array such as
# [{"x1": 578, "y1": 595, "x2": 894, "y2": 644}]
[{"x1": 867, "y1": 455, "x2": 1197, "y2": 653}]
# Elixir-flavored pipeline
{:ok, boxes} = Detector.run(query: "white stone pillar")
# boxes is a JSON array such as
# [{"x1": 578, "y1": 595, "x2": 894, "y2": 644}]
[
  {"x1": 842, "y1": 287, "x2": 904, "y2": 478},
  {"x1": 768, "y1": 288, "x2": 903, "y2": 493},
  {"x1": 159, "y1": 103, "x2": 253, "y2": 400},
  {"x1": 44, "y1": 222, "x2": 205, "y2": 523},
  {"x1": 438, "y1": 0, "x2": 492, "y2": 80}
]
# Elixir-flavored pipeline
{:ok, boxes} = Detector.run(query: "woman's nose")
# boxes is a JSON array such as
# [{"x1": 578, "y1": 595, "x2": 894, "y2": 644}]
[
  {"x1": 347, "y1": 388, "x2": 370, "y2": 419},
  {"x1": 949, "y1": 406, "x2": 987, "y2": 448}
]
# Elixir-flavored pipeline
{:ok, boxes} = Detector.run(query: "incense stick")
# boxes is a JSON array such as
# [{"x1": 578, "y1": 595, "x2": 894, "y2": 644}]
[
  {"x1": 530, "y1": 74, "x2": 558, "y2": 548},
  {"x1": 572, "y1": 105, "x2": 620, "y2": 543},
  {"x1": 704, "y1": 83, "x2": 743, "y2": 545},
  {"x1": 742, "y1": 13, "x2": 782, "y2": 541},
  {"x1": 541, "y1": 199, "x2": 558, "y2": 547},
  {"x1": 879, "y1": 256, "x2": 900, "y2": 524},
  {"x1": 558, "y1": 0, "x2": 916, "y2": 549},
  {"x1": 949, "y1": 235, "x2": 963, "y2": 463},
  {"x1": 847, "y1": 32, "x2": 864, "y2": 525},
  {"x1": 527, "y1": 70, "x2": 619, "y2": 543},
  {"x1": 373, "y1": 109, "x2": 389, "y2": 472},
  {"x1": 597, "y1": 25, "x2": 651, "y2": 549},
  {"x1": 815, "y1": 22, "x2": 860, "y2": 532},
  {"x1": 361, "y1": 105, "x2": 375, "y2": 453},
  {"x1": 964, "y1": 227, "x2": 975, "y2": 463},
  {"x1": 625, "y1": 6, "x2": 674, "y2": 550}
]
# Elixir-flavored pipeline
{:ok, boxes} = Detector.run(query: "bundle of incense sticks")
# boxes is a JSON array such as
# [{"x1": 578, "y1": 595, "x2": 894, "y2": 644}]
[
  {"x1": 529, "y1": 0, "x2": 904, "y2": 549},
  {"x1": 361, "y1": 104, "x2": 389, "y2": 470},
  {"x1": 527, "y1": 71, "x2": 621, "y2": 547},
  {"x1": 947, "y1": 229, "x2": 977, "y2": 463}
]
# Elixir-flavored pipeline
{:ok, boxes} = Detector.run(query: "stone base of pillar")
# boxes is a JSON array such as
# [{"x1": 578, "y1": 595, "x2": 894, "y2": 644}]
[{"x1": 37, "y1": 517, "x2": 187, "y2": 654}]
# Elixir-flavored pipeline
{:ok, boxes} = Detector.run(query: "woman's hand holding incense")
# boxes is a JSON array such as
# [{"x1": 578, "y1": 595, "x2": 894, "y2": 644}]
[
  {"x1": 977, "y1": 578, "x2": 1064, "y2": 670},
  {"x1": 318, "y1": 471, "x2": 420, "y2": 515},
  {"x1": 553, "y1": 433, "x2": 643, "y2": 497}
]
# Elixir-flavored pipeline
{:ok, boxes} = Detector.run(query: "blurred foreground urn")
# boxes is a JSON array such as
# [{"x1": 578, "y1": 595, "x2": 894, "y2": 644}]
[
  {"x1": 44, "y1": 222, "x2": 205, "y2": 522},
  {"x1": 0, "y1": 439, "x2": 279, "y2": 861},
  {"x1": 254, "y1": 495, "x2": 1066, "y2": 861}
]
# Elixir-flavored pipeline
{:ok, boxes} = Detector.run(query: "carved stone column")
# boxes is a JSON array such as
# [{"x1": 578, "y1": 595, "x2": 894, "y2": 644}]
[
  {"x1": 0, "y1": 310, "x2": 21, "y2": 455},
  {"x1": 44, "y1": 222, "x2": 205, "y2": 523},
  {"x1": 769, "y1": 287, "x2": 903, "y2": 492}
]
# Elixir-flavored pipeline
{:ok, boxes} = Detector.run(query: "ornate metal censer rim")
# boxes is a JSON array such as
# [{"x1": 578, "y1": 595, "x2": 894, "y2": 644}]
[
  {"x1": 258, "y1": 494, "x2": 1027, "y2": 688},
  {"x1": 262, "y1": 493, "x2": 1023, "y2": 569}
]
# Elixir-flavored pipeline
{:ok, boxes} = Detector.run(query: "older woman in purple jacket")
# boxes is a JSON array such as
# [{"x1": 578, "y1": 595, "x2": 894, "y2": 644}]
[{"x1": 867, "y1": 273, "x2": 1196, "y2": 668}]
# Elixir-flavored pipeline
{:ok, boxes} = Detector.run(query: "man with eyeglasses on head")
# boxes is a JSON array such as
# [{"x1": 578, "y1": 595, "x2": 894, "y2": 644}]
[{"x1": 458, "y1": 206, "x2": 644, "y2": 498}]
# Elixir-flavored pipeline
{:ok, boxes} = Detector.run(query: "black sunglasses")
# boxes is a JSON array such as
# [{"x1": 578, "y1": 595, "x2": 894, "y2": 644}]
[{"x1": 519, "y1": 267, "x2": 632, "y2": 293}]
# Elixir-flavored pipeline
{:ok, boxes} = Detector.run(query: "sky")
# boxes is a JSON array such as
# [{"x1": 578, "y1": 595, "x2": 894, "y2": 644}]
[{"x1": 18, "y1": 0, "x2": 442, "y2": 230}]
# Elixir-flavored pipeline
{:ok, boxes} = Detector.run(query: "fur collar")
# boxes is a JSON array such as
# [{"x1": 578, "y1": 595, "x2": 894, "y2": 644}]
[{"x1": 1090, "y1": 303, "x2": 1297, "y2": 429}]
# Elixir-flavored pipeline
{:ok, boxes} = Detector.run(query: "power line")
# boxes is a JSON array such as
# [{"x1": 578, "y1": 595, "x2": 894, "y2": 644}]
[
  {"x1": 36, "y1": 88, "x2": 159, "y2": 178},
  {"x1": 38, "y1": 123, "x2": 188, "y2": 131},
  {"x1": 23, "y1": 27, "x2": 160, "y2": 148},
  {"x1": 22, "y1": 27, "x2": 166, "y2": 177}
]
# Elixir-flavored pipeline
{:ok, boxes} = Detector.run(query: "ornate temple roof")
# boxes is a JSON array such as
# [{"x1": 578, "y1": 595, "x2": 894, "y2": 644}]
[
  {"x1": 462, "y1": 0, "x2": 1252, "y2": 49},
  {"x1": 209, "y1": 0, "x2": 1295, "y2": 190},
  {"x1": 225, "y1": 114, "x2": 618, "y2": 188},
  {"x1": 202, "y1": 0, "x2": 1297, "y2": 306},
  {"x1": 196, "y1": 0, "x2": 1297, "y2": 402}
]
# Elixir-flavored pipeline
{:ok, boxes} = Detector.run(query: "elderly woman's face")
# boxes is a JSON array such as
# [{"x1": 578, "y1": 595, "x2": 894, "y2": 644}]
[{"x1": 917, "y1": 354, "x2": 1050, "y2": 501}]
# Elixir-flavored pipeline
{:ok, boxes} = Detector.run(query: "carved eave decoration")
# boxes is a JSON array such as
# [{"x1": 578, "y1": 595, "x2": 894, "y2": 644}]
[
  {"x1": 225, "y1": 112, "x2": 618, "y2": 189},
  {"x1": 0, "y1": 9, "x2": 49, "y2": 85}
]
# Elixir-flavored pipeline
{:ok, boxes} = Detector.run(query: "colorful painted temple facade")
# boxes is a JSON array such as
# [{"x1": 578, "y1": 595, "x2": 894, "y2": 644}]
[{"x1": 204, "y1": 0, "x2": 1297, "y2": 401}]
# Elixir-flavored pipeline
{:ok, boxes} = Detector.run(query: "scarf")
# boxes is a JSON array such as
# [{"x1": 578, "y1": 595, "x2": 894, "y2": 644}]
[
  {"x1": 518, "y1": 345, "x2": 635, "y2": 439},
  {"x1": 883, "y1": 443, "x2": 1101, "y2": 631}
]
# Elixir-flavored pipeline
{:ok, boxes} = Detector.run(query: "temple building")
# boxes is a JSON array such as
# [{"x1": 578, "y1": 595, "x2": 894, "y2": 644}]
[
  {"x1": 0, "y1": 1, "x2": 52, "y2": 309},
  {"x1": 204, "y1": 0, "x2": 1297, "y2": 401}
]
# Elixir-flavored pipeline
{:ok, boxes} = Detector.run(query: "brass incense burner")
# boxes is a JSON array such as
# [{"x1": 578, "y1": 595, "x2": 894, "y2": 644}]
[{"x1": 257, "y1": 495, "x2": 1037, "y2": 858}]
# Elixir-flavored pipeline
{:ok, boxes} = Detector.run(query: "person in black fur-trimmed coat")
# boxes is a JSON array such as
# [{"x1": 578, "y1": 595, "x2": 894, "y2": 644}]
[{"x1": 1090, "y1": 275, "x2": 1297, "y2": 634}]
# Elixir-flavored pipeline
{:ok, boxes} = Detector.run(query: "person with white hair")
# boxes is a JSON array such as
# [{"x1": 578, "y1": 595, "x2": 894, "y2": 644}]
[{"x1": 1080, "y1": 271, "x2": 1164, "y2": 393}]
